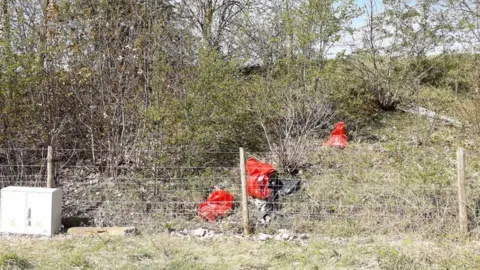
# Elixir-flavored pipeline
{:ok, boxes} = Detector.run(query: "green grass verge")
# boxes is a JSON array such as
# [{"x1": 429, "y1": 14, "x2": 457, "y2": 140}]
[{"x1": 2, "y1": 233, "x2": 480, "y2": 269}]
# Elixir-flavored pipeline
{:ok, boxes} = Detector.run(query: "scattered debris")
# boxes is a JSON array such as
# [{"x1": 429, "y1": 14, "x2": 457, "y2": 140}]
[
  {"x1": 208, "y1": 232, "x2": 223, "y2": 238},
  {"x1": 190, "y1": 228, "x2": 207, "y2": 237},
  {"x1": 166, "y1": 228, "x2": 307, "y2": 243},
  {"x1": 246, "y1": 158, "x2": 276, "y2": 200},
  {"x1": 174, "y1": 229, "x2": 189, "y2": 237},
  {"x1": 257, "y1": 230, "x2": 306, "y2": 242},
  {"x1": 246, "y1": 158, "x2": 302, "y2": 226},
  {"x1": 253, "y1": 199, "x2": 268, "y2": 213},
  {"x1": 299, "y1": 233, "x2": 308, "y2": 240},
  {"x1": 274, "y1": 229, "x2": 294, "y2": 241},
  {"x1": 260, "y1": 213, "x2": 272, "y2": 225},
  {"x1": 170, "y1": 228, "x2": 219, "y2": 238},
  {"x1": 258, "y1": 233, "x2": 272, "y2": 241},
  {"x1": 198, "y1": 189, "x2": 234, "y2": 222},
  {"x1": 278, "y1": 179, "x2": 301, "y2": 196},
  {"x1": 323, "y1": 121, "x2": 348, "y2": 148},
  {"x1": 274, "y1": 233, "x2": 290, "y2": 241}
]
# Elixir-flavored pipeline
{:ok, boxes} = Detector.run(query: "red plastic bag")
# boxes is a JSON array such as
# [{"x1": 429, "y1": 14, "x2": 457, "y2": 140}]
[
  {"x1": 198, "y1": 190, "x2": 234, "y2": 222},
  {"x1": 323, "y1": 121, "x2": 348, "y2": 148},
  {"x1": 246, "y1": 158, "x2": 275, "y2": 199}
]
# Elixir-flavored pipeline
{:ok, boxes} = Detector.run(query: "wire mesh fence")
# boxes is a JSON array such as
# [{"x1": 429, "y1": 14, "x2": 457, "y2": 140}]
[{"x1": 0, "y1": 146, "x2": 474, "y2": 236}]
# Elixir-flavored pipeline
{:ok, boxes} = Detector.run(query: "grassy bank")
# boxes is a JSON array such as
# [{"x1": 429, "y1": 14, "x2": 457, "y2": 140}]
[{"x1": 2, "y1": 232, "x2": 480, "y2": 269}]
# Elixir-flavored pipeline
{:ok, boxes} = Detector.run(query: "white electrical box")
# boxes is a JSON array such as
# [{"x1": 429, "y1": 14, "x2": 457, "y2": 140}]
[{"x1": 0, "y1": 186, "x2": 62, "y2": 236}]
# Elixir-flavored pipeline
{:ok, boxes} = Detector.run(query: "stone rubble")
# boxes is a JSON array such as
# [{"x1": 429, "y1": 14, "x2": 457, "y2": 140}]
[{"x1": 176, "y1": 228, "x2": 308, "y2": 243}]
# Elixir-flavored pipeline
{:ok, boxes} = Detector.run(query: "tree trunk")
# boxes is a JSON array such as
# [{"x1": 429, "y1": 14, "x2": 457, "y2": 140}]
[{"x1": 205, "y1": 0, "x2": 214, "y2": 50}]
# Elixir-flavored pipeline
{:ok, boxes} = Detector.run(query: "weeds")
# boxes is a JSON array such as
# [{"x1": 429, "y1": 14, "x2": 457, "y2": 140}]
[
  {"x1": 378, "y1": 247, "x2": 424, "y2": 269},
  {"x1": 66, "y1": 252, "x2": 91, "y2": 269},
  {"x1": 0, "y1": 253, "x2": 32, "y2": 270}
]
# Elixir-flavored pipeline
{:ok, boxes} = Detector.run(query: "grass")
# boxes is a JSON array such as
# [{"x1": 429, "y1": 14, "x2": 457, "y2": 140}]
[
  {"x1": 238, "y1": 109, "x2": 471, "y2": 238},
  {"x1": 49, "y1": 85, "x2": 480, "y2": 239},
  {"x1": 0, "y1": 252, "x2": 32, "y2": 270},
  {"x1": 75, "y1": 92, "x2": 480, "y2": 237},
  {"x1": 2, "y1": 233, "x2": 480, "y2": 269},
  {"x1": 3, "y1": 87, "x2": 480, "y2": 269}
]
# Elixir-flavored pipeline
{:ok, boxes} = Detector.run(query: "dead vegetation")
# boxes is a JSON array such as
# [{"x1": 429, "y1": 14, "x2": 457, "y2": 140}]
[{"x1": 1, "y1": 105, "x2": 478, "y2": 239}]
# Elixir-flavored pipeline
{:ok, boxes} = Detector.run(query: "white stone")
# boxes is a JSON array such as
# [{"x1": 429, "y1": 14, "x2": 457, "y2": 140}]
[
  {"x1": 190, "y1": 228, "x2": 207, "y2": 237},
  {"x1": 258, "y1": 233, "x2": 272, "y2": 241},
  {"x1": 274, "y1": 233, "x2": 291, "y2": 241}
]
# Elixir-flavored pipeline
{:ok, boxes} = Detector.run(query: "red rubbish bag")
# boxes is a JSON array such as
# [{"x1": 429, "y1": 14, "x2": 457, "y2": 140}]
[
  {"x1": 246, "y1": 158, "x2": 275, "y2": 199},
  {"x1": 323, "y1": 121, "x2": 348, "y2": 148},
  {"x1": 198, "y1": 190, "x2": 234, "y2": 222}
]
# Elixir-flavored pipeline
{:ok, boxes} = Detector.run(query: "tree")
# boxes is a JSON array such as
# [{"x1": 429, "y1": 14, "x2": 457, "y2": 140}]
[
  {"x1": 235, "y1": 0, "x2": 357, "y2": 172},
  {"x1": 177, "y1": 0, "x2": 249, "y2": 52},
  {"x1": 447, "y1": 0, "x2": 480, "y2": 46},
  {"x1": 237, "y1": 0, "x2": 358, "y2": 67},
  {"x1": 348, "y1": 0, "x2": 447, "y2": 110},
  {"x1": 445, "y1": 0, "x2": 480, "y2": 93}
]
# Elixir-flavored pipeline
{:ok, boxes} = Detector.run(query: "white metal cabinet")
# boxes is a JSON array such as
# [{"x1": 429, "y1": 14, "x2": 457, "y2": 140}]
[
  {"x1": 0, "y1": 186, "x2": 62, "y2": 236},
  {"x1": 0, "y1": 190, "x2": 26, "y2": 234}
]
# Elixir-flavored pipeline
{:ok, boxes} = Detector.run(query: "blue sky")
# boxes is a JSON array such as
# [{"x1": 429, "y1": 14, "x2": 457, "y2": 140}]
[
  {"x1": 352, "y1": 0, "x2": 418, "y2": 27},
  {"x1": 326, "y1": 0, "x2": 384, "y2": 57},
  {"x1": 353, "y1": 0, "x2": 385, "y2": 27},
  {"x1": 356, "y1": 0, "x2": 372, "y2": 6},
  {"x1": 356, "y1": 0, "x2": 385, "y2": 9}
]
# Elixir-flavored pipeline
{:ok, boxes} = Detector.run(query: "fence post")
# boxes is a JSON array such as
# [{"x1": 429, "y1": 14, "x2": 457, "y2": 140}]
[
  {"x1": 239, "y1": 147, "x2": 250, "y2": 236},
  {"x1": 47, "y1": 146, "x2": 54, "y2": 188},
  {"x1": 457, "y1": 147, "x2": 468, "y2": 235}
]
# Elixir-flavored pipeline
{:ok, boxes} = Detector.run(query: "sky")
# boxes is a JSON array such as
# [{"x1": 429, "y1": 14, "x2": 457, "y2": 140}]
[
  {"x1": 353, "y1": 0, "x2": 385, "y2": 28},
  {"x1": 329, "y1": 0, "x2": 469, "y2": 58},
  {"x1": 325, "y1": 0, "x2": 378, "y2": 58}
]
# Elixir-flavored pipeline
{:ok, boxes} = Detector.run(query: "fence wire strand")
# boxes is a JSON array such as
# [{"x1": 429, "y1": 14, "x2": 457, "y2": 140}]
[{"x1": 0, "y1": 148, "x2": 470, "y2": 233}]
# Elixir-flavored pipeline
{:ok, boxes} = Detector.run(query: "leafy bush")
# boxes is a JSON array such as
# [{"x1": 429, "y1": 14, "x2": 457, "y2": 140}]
[{"x1": 147, "y1": 50, "x2": 267, "y2": 167}]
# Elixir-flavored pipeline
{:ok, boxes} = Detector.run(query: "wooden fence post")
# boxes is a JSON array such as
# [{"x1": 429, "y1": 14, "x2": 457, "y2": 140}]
[
  {"x1": 457, "y1": 147, "x2": 468, "y2": 235},
  {"x1": 47, "y1": 146, "x2": 54, "y2": 188},
  {"x1": 240, "y1": 147, "x2": 250, "y2": 236}
]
